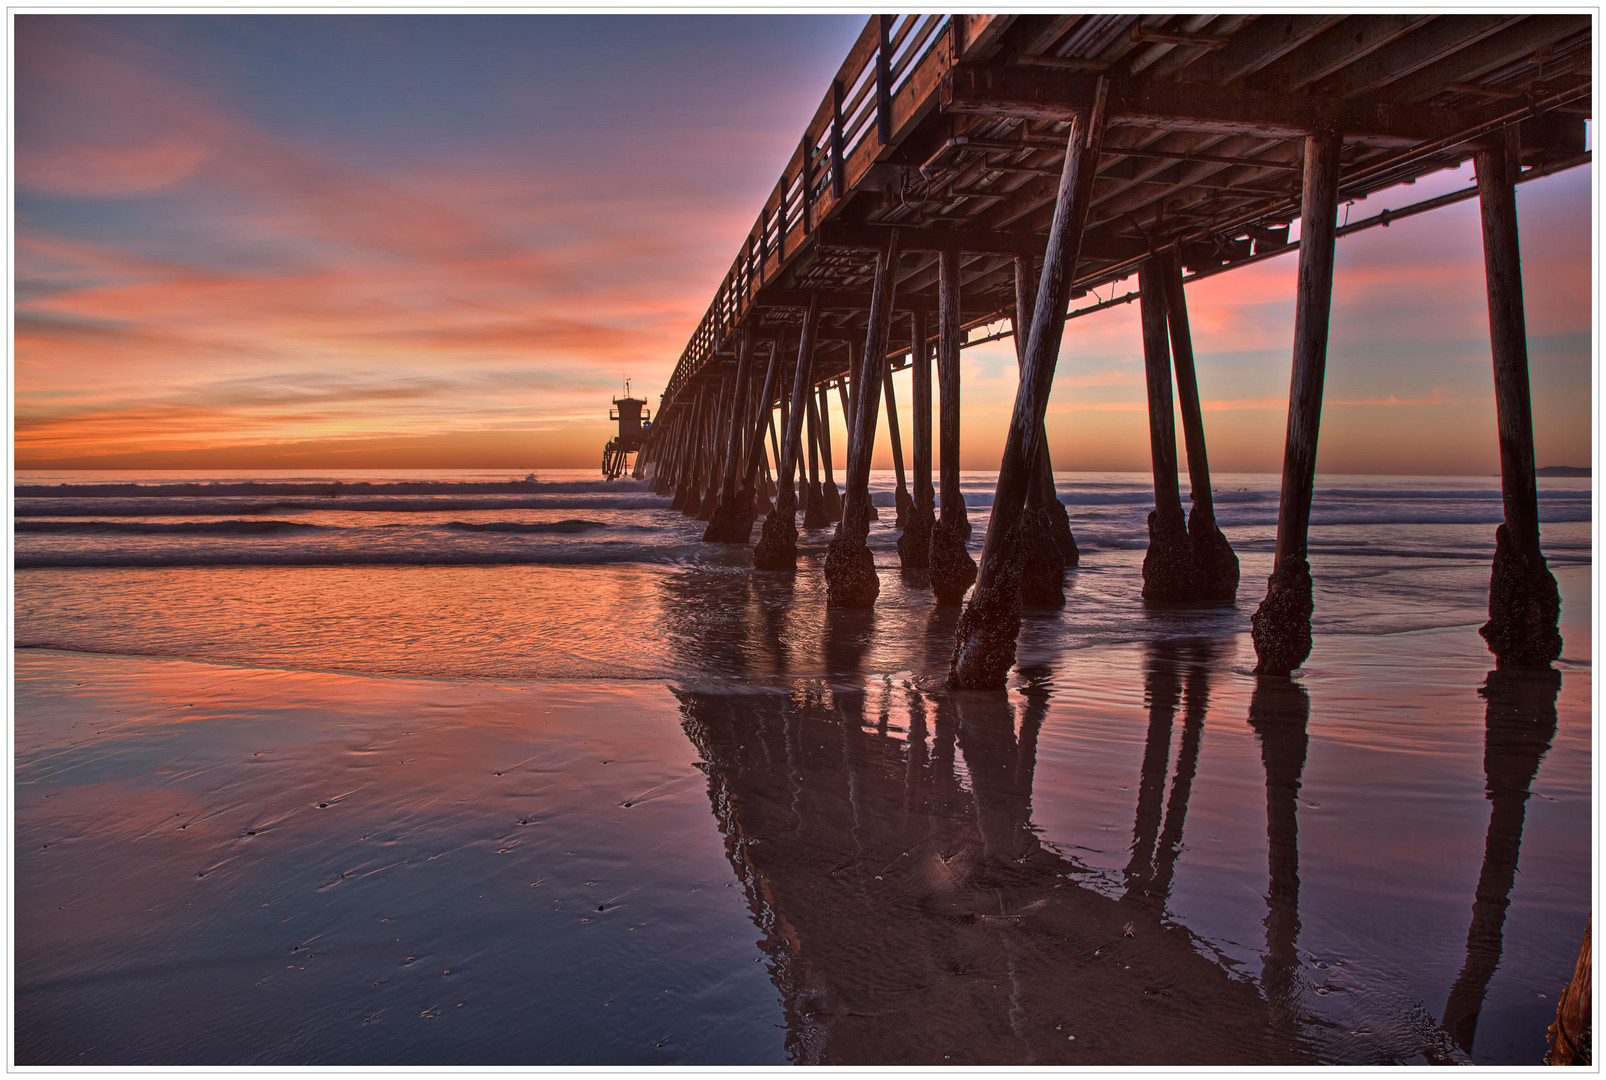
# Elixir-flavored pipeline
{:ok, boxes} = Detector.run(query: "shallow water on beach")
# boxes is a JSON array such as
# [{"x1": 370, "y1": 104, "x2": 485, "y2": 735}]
[{"x1": 12, "y1": 468, "x2": 1594, "y2": 1065}]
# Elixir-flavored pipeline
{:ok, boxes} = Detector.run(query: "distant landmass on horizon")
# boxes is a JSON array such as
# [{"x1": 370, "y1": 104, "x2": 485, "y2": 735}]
[{"x1": 1536, "y1": 466, "x2": 1591, "y2": 477}]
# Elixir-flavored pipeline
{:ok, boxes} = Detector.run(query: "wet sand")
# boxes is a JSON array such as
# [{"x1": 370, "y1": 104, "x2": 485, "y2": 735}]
[{"x1": 14, "y1": 594, "x2": 1590, "y2": 1065}]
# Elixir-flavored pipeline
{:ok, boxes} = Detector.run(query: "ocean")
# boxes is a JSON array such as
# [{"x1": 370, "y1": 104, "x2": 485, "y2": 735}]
[{"x1": 13, "y1": 468, "x2": 1593, "y2": 1065}]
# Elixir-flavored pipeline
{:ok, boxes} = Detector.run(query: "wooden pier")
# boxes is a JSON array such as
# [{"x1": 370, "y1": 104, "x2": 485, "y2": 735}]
[{"x1": 639, "y1": 13, "x2": 1591, "y2": 686}]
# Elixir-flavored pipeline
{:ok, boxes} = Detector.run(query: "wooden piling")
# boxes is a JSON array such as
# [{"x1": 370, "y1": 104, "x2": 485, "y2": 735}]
[
  {"x1": 711, "y1": 333, "x2": 783, "y2": 543},
  {"x1": 837, "y1": 369, "x2": 878, "y2": 520},
  {"x1": 650, "y1": 410, "x2": 675, "y2": 495},
  {"x1": 703, "y1": 331, "x2": 758, "y2": 540},
  {"x1": 898, "y1": 310, "x2": 935, "y2": 570},
  {"x1": 817, "y1": 380, "x2": 842, "y2": 522},
  {"x1": 755, "y1": 294, "x2": 821, "y2": 570},
  {"x1": 1138, "y1": 255, "x2": 1198, "y2": 602},
  {"x1": 1475, "y1": 131, "x2": 1561, "y2": 668},
  {"x1": 930, "y1": 240, "x2": 977, "y2": 606},
  {"x1": 1547, "y1": 916, "x2": 1591, "y2": 1065},
  {"x1": 669, "y1": 393, "x2": 700, "y2": 510},
  {"x1": 842, "y1": 342, "x2": 859, "y2": 460},
  {"x1": 1164, "y1": 251, "x2": 1240, "y2": 604},
  {"x1": 884, "y1": 369, "x2": 911, "y2": 527},
  {"x1": 696, "y1": 376, "x2": 732, "y2": 519},
  {"x1": 670, "y1": 387, "x2": 701, "y2": 511},
  {"x1": 1012, "y1": 253, "x2": 1069, "y2": 608},
  {"x1": 766, "y1": 409, "x2": 782, "y2": 492},
  {"x1": 1023, "y1": 260, "x2": 1078, "y2": 570},
  {"x1": 825, "y1": 227, "x2": 900, "y2": 607},
  {"x1": 1251, "y1": 128, "x2": 1341, "y2": 676},
  {"x1": 951, "y1": 78, "x2": 1108, "y2": 689},
  {"x1": 803, "y1": 384, "x2": 829, "y2": 527}
]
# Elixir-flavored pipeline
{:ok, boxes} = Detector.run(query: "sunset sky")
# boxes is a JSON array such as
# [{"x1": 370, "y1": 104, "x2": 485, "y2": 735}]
[{"x1": 13, "y1": 14, "x2": 1593, "y2": 475}]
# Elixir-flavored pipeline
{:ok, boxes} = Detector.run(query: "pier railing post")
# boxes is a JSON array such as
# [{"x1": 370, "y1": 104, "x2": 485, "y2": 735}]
[
  {"x1": 930, "y1": 238, "x2": 977, "y2": 605},
  {"x1": 755, "y1": 295, "x2": 821, "y2": 570},
  {"x1": 1138, "y1": 255, "x2": 1197, "y2": 602},
  {"x1": 898, "y1": 309, "x2": 935, "y2": 569},
  {"x1": 1474, "y1": 130, "x2": 1561, "y2": 668},
  {"x1": 950, "y1": 78, "x2": 1108, "y2": 689},
  {"x1": 1164, "y1": 250, "x2": 1239, "y2": 604},
  {"x1": 825, "y1": 228, "x2": 901, "y2": 607},
  {"x1": 1251, "y1": 128, "x2": 1341, "y2": 676}
]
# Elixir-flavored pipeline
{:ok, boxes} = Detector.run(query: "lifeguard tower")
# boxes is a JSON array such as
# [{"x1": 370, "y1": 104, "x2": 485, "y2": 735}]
[{"x1": 601, "y1": 381, "x2": 650, "y2": 480}]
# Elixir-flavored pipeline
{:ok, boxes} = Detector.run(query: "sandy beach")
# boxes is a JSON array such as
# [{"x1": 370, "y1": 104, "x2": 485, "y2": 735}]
[{"x1": 16, "y1": 563, "x2": 1590, "y2": 1064}]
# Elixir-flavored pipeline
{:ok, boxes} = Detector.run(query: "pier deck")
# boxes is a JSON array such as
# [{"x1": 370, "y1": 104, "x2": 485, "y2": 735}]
[{"x1": 658, "y1": 13, "x2": 1589, "y2": 400}]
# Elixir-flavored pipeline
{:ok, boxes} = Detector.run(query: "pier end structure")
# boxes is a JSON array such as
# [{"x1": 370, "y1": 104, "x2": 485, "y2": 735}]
[{"x1": 643, "y1": 14, "x2": 1588, "y2": 680}]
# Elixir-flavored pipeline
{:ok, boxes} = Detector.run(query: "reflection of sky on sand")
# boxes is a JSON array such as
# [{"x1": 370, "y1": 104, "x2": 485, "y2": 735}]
[
  {"x1": 14, "y1": 560, "x2": 1591, "y2": 1065},
  {"x1": 15, "y1": 659, "x2": 784, "y2": 1065}
]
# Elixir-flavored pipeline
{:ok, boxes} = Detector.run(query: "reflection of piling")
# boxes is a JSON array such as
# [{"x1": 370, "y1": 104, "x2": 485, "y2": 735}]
[
  {"x1": 1123, "y1": 640, "x2": 1215, "y2": 908},
  {"x1": 670, "y1": 669, "x2": 1311, "y2": 1065},
  {"x1": 1442, "y1": 666, "x2": 1560, "y2": 1054},
  {"x1": 1252, "y1": 131, "x2": 1340, "y2": 676},
  {"x1": 1152, "y1": 651, "x2": 1208, "y2": 901},
  {"x1": 954, "y1": 693, "x2": 1035, "y2": 866},
  {"x1": 1247, "y1": 676, "x2": 1310, "y2": 1017},
  {"x1": 1123, "y1": 653, "x2": 1179, "y2": 899}
]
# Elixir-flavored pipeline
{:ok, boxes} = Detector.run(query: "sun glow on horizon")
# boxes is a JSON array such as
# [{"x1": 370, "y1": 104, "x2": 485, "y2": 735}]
[{"x1": 13, "y1": 15, "x2": 1592, "y2": 476}]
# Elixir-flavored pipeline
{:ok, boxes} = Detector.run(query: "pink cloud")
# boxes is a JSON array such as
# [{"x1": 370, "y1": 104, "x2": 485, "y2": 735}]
[{"x1": 17, "y1": 135, "x2": 209, "y2": 197}]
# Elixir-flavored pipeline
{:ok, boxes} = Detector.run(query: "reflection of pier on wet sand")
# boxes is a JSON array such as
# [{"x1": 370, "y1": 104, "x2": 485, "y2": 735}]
[
  {"x1": 660, "y1": 580, "x2": 1574, "y2": 1065},
  {"x1": 674, "y1": 674, "x2": 1311, "y2": 1065}
]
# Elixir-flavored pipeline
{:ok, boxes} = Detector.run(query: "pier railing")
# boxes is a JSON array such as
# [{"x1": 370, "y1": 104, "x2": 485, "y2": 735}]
[{"x1": 668, "y1": 14, "x2": 967, "y2": 403}]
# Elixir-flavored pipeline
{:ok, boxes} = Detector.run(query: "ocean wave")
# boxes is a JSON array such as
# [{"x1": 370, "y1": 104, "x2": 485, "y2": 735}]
[
  {"x1": 15, "y1": 519, "x2": 324, "y2": 536},
  {"x1": 14, "y1": 495, "x2": 671, "y2": 517},
  {"x1": 13, "y1": 478, "x2": 651, "y2": 499},
  {"x1": 1314, "y1": 487, "x2": 1586, "y2": 502},
  {"x1": 13, "y1": 544, "x2": 708, "y2": 570},
  {"x1": 443, "y1": 519, "x2": 609, "y2": 534}
]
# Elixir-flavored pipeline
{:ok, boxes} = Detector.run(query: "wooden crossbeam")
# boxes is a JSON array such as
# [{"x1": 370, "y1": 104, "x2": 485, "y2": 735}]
[
  {"x1": 754, "y1": 285, "x2": 1000, "y2": 320},
  {"x1": 942, "y1": 63, "x2": 1490, "y2": 147},
  {"x1": 815, "y1": 220, "x2": 1150, "y2": 263}
]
